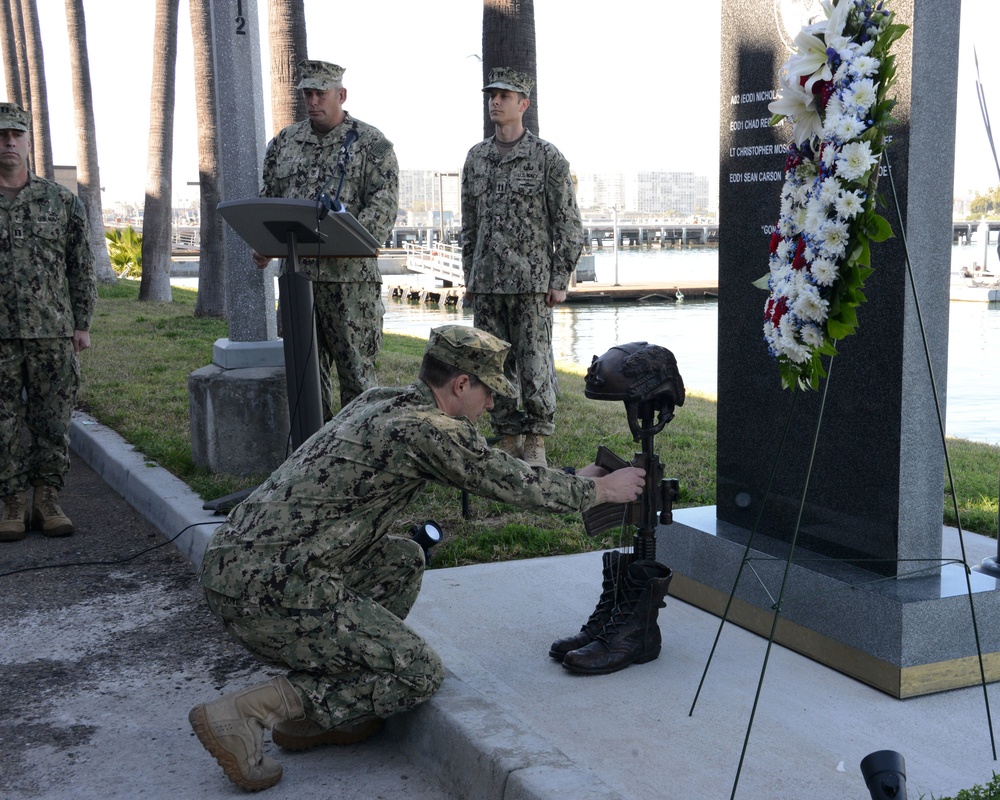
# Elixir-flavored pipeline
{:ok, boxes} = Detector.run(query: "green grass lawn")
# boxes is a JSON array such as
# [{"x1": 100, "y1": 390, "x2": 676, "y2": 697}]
[{"x1": 78, "y1": 279, "x2": 1000, "y2": 567}]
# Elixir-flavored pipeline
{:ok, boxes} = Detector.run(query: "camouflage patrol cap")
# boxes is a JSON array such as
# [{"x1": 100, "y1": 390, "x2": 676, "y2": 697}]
[
  {"x1": 483, "y1": 67, "x2": 533, "y2": 97},
  {"x1": 426, "y1": 325, "x2": 517, "y2": 398},
  {"x1": 0, "y1": 102, "x2": 30, "y2": 132},
  {"x1": 296, "y1": 60, "x2": 345, "y2": 91}
]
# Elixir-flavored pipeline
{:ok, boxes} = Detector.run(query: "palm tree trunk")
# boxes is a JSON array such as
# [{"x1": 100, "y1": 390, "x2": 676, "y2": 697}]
[
  {"x1": 267, "y1": 0, "x2": 307, "y2": 132},
  {"x1": 482, "y1": 0, "x2": 539, "y2": 137},
  {"x1": 0, "y1": 5, "x2": 24, "y2": 107},
  {"x1": 9, "y1": 0, "x2": 31, "y2": 172},
  {"x1": 189, "y1": 0, "x2": 225, "y2": 317},
  {"x1": 19, "y1": 0, "x2": 53, "y2": 180},
  {"x1": 139, "y1": 0, "x2": 179, "y2": 303},
  {"x1": 64, "y1": 0, "x2": 116, "y2": 284}
]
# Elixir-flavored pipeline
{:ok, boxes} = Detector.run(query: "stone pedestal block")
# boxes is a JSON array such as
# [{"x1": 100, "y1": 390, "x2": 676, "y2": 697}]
[
  {"x1": 663, "y1": 508, "x2": 1000, "y2": 698},
  {"x1": 189, "y1": 364, "x2": 290, "y2": 476}
]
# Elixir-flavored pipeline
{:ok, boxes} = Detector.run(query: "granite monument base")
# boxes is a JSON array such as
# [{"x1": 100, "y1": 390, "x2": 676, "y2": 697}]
[
  {"x1": 188, "y1": 339, "x2": 291, "y2": 476},
  {"x1": 662, "y1": 506, "x2": 1000, "y2": 698}
]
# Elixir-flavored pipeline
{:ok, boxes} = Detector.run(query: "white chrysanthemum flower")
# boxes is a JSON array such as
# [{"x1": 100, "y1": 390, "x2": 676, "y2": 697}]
[
  {"x1": 793, "y1": 284, "x2": 830, "y2": 323},
  {"x1": 805, "y1": 204, "x2": 827, "y2": 239},
  {"x1": 778, "y1": 217, "x2": 795, "y2": 238},
  {"x1": 859, "y1": 39, "x2": 875, "y2": 56},
  {"x1": 800, "y1": 323, "x2": 826, "y2": 348},
  {"x1": 836, "y1": 139, "x2": 878, "y2": 181},
  {"x1": 793, "y1": 204, "x2": 809, "y2": 234},
  {"x1": 819, "y1": 176, "x2": 843, "y2": 205},
  {"x1": 822, "y1": 143, "x2": 840, "y2": 170},
  {"x1": 850, "y1": 54, "x2": 879, "y2": 78},
  {"x1": 834, "y1": 188, "x2": 865, "y2": 219},
  {"x1": 810, "y1": 257, "x2": 839, "y2": 286},
  {"x1": 829, "y1": 113, "x2": 865, "y2": 142},
  {"x1": 819, "y1": 217, "x2": 850, "y2": 258},
  {"x1": 779, "y1": 325, "x2": 812, "y2": 363},
  {"x1": 776, "y1": 239, "x2": 792, "y2": 261},
  {"x1": 845, "y1": 77, "x2": 877, "y2": 112}
]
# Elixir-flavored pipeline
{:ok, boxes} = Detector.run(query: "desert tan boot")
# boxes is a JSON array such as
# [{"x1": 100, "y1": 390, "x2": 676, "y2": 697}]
[
  {"x1": 0, "y1": 492, "x2": 29, "y2": 542},
  {"x1": 498, "y1": 434, "x2": 523, "y2": 458},
  {"x1": 272, "y1": 715, "x2": 383, "y2": 751},
  {"x1": 31, "y1": 485, "x2": 73, "y2": 537},
  {"x1": 522, "y1": 434, "x2": 548, "y2": 467},
  {"x1": 189, "y1": 675, "x2": 304, "y2": 792}
]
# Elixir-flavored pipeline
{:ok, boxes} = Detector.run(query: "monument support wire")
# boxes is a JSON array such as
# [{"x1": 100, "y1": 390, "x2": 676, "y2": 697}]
[
  {"x1": 883, "y1": 149, "x2": 996, "y2": 759},
  {"x1": 724, "y1": 357, "x2": 836, "y2": 800},
  {"x1": 688, "y1": 389, "x2": 801, "y2": 716}
]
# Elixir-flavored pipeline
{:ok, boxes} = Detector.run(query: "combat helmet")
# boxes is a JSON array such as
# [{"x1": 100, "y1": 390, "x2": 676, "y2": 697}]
[{"x1": 584, "y1": 342, "x2": 685, "y2": 440}]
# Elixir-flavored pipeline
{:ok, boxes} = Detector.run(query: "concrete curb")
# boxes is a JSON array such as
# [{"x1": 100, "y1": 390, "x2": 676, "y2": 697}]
[
  {"x1": 389, "y1": 674, "x2": 623, "y2": 800},
  {"x1": 67, "y1": 412, "x2": 614, "y2": 800},
  {"x1": 68, "y1": 411, "x2": 220, "y2": 564}
]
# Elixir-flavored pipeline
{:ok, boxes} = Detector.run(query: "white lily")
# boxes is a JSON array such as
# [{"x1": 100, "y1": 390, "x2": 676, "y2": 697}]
[{"x1": 769, "y1": 72, "x2": 823, "y2": 143}]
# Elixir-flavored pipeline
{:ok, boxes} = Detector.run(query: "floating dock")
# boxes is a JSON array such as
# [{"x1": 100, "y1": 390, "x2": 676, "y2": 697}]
[{"x1": 567, "y1": 280, "x2": 718, "y2": 302}]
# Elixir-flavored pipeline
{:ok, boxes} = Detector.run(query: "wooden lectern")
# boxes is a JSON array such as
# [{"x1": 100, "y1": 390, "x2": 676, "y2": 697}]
[{"x1": 218, "y1": 198, "x2": 380, "y2": 450}]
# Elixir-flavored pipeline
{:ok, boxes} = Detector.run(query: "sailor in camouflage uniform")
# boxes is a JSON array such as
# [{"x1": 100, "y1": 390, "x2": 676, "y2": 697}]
[
  {"x1": 189, "y1": 324, "x2": 646, "y2": 792},
  {"x1": 0, "y1": 103, "x2": 96, "y2": 542},
  {"x1": 254, "y1": 60, "x2": 399, "y2": 417},
  {"x1": 461, "y1": 67, "x2": 585, "y2": 468}
]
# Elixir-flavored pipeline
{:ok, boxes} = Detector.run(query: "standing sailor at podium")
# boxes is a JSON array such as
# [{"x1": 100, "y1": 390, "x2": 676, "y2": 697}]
[{"x1": 254, "y1": 60, "x2": 399, "y2": 417}]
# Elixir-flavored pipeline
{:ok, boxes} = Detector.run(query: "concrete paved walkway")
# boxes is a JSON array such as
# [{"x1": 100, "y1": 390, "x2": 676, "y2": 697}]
[{"x1": 7, "y1": 410, "x2": 993, "y2": 799}]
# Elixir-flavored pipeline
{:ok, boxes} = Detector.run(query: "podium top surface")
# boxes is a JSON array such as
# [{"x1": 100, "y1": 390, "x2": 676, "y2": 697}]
[{"x1": 218, "y1": 198, "x2": 380, "y2": 258}]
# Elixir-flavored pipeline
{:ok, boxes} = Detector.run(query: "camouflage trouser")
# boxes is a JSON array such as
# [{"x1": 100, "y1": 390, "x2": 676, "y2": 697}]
[
  {"x1": 473, "y1": 292, "x2": 556, "y2": 436},
  {"x1": 204, "y1": 535, "x2": 444, "y2": 729},
  {"x1": 313, "y1": 281, "x2": 384, "y2": 417},
  {"x1": 0, "y1": 337, "x2": 78, "y2": 496}
]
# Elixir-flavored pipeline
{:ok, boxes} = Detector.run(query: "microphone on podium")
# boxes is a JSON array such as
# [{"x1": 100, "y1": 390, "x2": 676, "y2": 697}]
[{"x1": 316, "y1": 125, "x2": 360, "y2": 221}]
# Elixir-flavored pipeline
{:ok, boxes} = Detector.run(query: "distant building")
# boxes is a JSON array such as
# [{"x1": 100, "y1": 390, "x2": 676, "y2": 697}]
[
  {"x1": 399, "y1": 170, "x2": 461, "y2": 219},
  {"x1": 575, "y1": 171, "x2": 710, "y2": 217},
  {"x1": 399, "y1": 168, "x2": 711, "y2": 221},
  {"x1": 53, "y1": 165, "x2": 79, "y2": 196}
]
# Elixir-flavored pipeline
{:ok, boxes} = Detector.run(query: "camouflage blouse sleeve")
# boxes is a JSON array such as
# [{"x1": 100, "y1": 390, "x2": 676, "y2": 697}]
[
  {"x1": 65, "y1": 193, "x2": 96, "y2": 331},
  {"x1": 544, "y1": 149, "x2": 585, "y2": 292},
  {"x1": 411, "y1": 411, "x2": 597, "y2": 514},
  {"x1": 460, "y1": 149, "x2": 478, "y2": 285},
  {"x1": 355, "y1": 133, "x2": 399, "y2": 245}
]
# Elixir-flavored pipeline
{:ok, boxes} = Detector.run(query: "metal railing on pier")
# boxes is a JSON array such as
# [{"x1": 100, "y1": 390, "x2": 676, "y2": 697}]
[{"x1": 402, "y1": 241, "x2": 464, "y2": 285}]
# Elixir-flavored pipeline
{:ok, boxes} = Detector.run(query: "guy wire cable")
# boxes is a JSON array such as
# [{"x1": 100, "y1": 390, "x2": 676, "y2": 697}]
[
  {"x1": 688, "y1": 386, "x2": 801, "y2": 716},
  {"x1": 883, "y1": 148, "x2": 996, "y2": 759},
  {"x1": 974, "y1": 47, "x2": 1000, "y2": 186}
]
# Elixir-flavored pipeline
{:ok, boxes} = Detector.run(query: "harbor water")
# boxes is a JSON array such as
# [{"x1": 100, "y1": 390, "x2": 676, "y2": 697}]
[{"x1": 172, "y1": 242, "x2": 1000, "y2": 446}]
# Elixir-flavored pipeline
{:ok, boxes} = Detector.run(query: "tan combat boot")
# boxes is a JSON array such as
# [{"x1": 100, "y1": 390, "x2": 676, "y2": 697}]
[
  {"x1": 272, "y1": 715, "x2": 383, "y2": 751},
  {"x1": 31, "y1": 485, "x2": 73, "y2": 537},
  {"x1": 498, "y1": 434, "x2": 522, "y2": 458},
  {"x1": 522, "y1": 434, "x2": 548, "y2": 467},
  {"x1": 189, "y1": 675, "x2": 304, "y2": 792},
  {"x1": 0, "y1": 492, "x2": 29, "y2": 542}
]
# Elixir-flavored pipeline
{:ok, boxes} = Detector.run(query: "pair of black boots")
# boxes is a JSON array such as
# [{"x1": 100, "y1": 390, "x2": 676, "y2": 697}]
[{"x1": 550, "y1": 550, "x2": 673, "y2": 675}]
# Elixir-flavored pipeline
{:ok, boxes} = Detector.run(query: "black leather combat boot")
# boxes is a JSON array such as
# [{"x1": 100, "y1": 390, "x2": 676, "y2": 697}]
[
  {"x1": 548, "y1": 550, "x2": 632, "y2": 662},
  {"x1": 561, "y1": 559, "x2": 672, "y2": 675}
]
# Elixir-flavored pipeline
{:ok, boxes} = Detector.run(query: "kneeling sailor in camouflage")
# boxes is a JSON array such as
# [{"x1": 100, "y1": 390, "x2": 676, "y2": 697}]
[{"x1": 189, "y1": 324, "x2": 647, "y2": 792}]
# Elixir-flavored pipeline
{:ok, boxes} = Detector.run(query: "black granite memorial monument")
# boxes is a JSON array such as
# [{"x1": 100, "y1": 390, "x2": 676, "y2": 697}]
[{"x1": 663, "y1": 0, "x2": 1000, "y2": 697}]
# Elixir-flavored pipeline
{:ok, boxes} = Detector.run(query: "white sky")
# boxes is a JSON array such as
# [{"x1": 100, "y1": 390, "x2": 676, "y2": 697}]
[{"x1": 4, "y1": 0, "x2": 998, "y2": 206}]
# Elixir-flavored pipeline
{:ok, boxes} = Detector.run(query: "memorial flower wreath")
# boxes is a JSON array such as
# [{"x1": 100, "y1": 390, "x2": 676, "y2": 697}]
[{"x1": 758, "y1": 0, "x2": 907, "y2": 390}]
